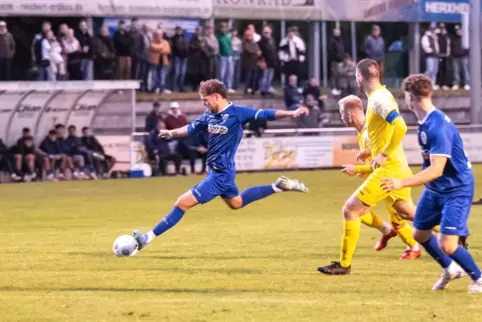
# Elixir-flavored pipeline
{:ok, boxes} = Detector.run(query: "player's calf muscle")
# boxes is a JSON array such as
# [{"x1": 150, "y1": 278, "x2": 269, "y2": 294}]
[
  {"x1": 175, "y1": 191, "x2": 198, "y2": 211},
  {"x1": 438, "y1": 235, "x2": 459, "y2": 255}
]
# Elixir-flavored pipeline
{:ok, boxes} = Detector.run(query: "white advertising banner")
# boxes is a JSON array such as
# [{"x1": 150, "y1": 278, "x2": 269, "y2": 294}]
[
  {"x1": 0, "y1": 0, "x2": 95, "y2": 16},
  {"x1": 97, "y1": 0, "x2": 213, "y2": 19}
]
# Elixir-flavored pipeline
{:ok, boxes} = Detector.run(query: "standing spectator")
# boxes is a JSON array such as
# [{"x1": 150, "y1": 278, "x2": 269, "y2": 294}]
[
  {"x1": 421, "y1": 24, "x2": 440, "y2": 89},
  {"x1": 171, "y1": 26, "x2": 188, "y2": 92},
  {"x1": 131, "y1": 18, "x2": 146, "y2": 83},
  {"x1": 39, "y1": 129, "x2": 66, "y2": 181},
  {"x1": 247, "y1": 24, "x2": 261, "y2": 42},
  {"x1": 242, "y1": 29, "x2": 261, "y2": 95},
  {"x1": 279, "y1": 27, "x2": 306, "y2": 86},
  {"x1": 148, "y1": 29, "x2": 171, "y2": 94},
  {"x1": 203, "y1": 24, "x2": 219, "y2": 80},
  {"x1": 93, "y1": 26, "x2": 116, "y2": 80},
  {"x1": 302, "y1": 77, "x2": 327, "y2": 119},
  {"x1": 328, "y1": 28, "x2": 345, "y2": 96},
  {"x1": 57, "y1": 24, "x2": 69, "y2": 75},
  {"x1": 364, "y1": 25, "x2": 385, "y2": 81},
  {"x1": 62, "y1": 29, "x2": 82, "y2": 80},
  {"x1": 452, "y1": 25, "x2": 470, "y2": 90},
  {"x1": 217, "y1": 22, "x2": 234, "y2": 93},
  {"x1": 81, "y1": 126, "x2": 116, "y2": 178},
  {"x1": 32, "y1": 21, "x2": 51, "y2": 81},
  {"x1": 147, "y1": 119, "x2": 182, "y2": 176},
  {"x1": 145, "y1": 101, "x2": 162, "y2": 133},
  {"x1": 284, "y1": 74, "x2": 303, "y2": 110},
  {"x1": 139, "y1": 25, "x2": 152, "y2": 92},
  {"x1": 436, "y1": 24, "x2": 451, "y2": 90},
  {"x1": 231, "y1": 28, "x2": 242, "y2": 91},
  {"x1": 113, "y1": 20, "x2": 133, "y2": 80},
  {"x1": 258, "y1": 25, "x2": 278, "y2": 97},
  {"x1": 77, "y1": 19, "x2": 93, "y2": 80},
  {"x1": 187, "y1": 26, "x2": 207, "y2": 91},
  {"x1": 0, "y1": 21, "x2": 15, "y2": 81},
  {"x1": 42, "y1": 30, "x2": 65, "y2": 81},
  {"x1": 339, "y1": 54, "x2": 357, "y2": 97},
  {"x1": 164, "y1": 102, "x2": 188, "y2": 130}
]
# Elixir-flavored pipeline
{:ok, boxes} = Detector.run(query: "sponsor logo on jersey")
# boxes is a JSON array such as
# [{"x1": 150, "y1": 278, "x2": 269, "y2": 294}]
[{"x1": 208, "y1": 124, "x2": 228, "y2": 134}]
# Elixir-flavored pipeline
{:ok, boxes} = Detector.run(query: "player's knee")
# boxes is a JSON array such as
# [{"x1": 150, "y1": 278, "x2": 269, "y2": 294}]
[
  {"x1": 413, "y1": 229, "x2": 430, "y2": 244},
  {"x1": 342, "y1": 203, "x2": 359, "y2": 220},
  {"x1": 438, "y1": 239, "x2": 458, "y2": 255},
  {"x1": 227, "y1": 199, "x2": 243, "y2": 210}
]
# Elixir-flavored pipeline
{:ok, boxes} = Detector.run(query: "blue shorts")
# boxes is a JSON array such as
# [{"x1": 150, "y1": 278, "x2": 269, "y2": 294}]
[
  {"x1": 191, "y1": 170, "x2": 239, "y2": 204},
  {"x1": 414, "y1": 189, "x2": 473, "y2": 236}
]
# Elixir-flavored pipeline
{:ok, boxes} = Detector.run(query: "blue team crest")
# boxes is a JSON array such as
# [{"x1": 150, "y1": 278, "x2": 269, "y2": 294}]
[{"x1": 420, "y1": 131, "x2": 427, "y2": 145}]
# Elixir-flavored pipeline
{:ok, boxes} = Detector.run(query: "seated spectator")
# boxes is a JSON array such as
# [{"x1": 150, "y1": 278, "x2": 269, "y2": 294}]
[
  {"x1": 10, "y1": 135, "x2": 37, "y2": 181},
  {"x1": 164, "y1": 102, "x2": 188, "y2": 130},
  {"x1": 284, "y1": 74, "x2": 303, "y2": 111},
  {"x1": 56, "y1": 124, "x2": 87, "y2": 180},
  {"x1": 39, "y1": 129, "x2": 67, "y2": 181},
  {"x1": 295, "y1": 94, "x2": 324, "y2": 130},
  {"x1": 246, "y1": 118, "x2": 268, "y2": 138},
  {"x1": 302, "y1": 77, "x2": 327, "y2": 115},
  {"x1": 66, "y1": 125, "x2": 96, "y2": 179},
  {"x1": 81, "y1": 126, "x2": 117, "y2": 178},
  {"x1": 0, "y1": 138, "x2": 18, "y2": 181},
  {"x1": 177, "y1": 133, "x2": 207, "y2": 175},
  {"x1": 145, "y1": 101, "x2": 162, "y2": 133},
  {"x1": 339, "y1": 54, "x2": 357, "y2": 97},
  {"x1": 147, "y1": 120, "x2": 182, "y2": 176}
]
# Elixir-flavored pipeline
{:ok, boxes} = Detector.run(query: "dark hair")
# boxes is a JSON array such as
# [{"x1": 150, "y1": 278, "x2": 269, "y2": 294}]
[
  {"x1": 82, "y1": 126, "x2": 89, "y2": 132},
  {"x1": 131, "y1": 18, "x2": 139, "y2": 23},
  {"x1": 402, "y1": 74, "x2": 433, "y2": 98},
  {"x1": 68, "y1": 125, "x2": 76, "y2": 131},
  {"x1": 199, "y1": 79, "x2": 227, "y2": 98},
  {"x1": 48, "y1": 129, "x2": 56, "y2": 136},
  {"x1": 119, "y1": 20, "x2": 125, "y2": 25},
  {"x1": 55, "y1": 124, "x2": 65, "y2": 130},
  {"x1": 153, "y1": 101, "x2": 160, "y2": 108},
  {"x1": 356, "y1": 58, "x2": 379, "y2": 80},
  {"x1": 22, "y1": 127, "x2": 30, "y2": 133}
]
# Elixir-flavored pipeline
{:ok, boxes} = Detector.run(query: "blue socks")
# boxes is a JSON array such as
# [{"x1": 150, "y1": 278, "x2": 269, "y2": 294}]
[
  {"x1": 240, "y1": 185, "x2": 277, "y2": 208},
  {"x1": 152, "y1": 206, "x2": 185, "y2": 236},
  {"x1": 450, "y1": 246, "x2": 482, "y2": 281},
  {"x1": 421, "y1": 235, "x2": 453, "y2": 269}
]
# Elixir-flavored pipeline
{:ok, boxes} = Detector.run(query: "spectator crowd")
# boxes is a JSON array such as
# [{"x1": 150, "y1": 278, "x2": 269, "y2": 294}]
[{"x1": 0, "y1": 125, "x2": 116, "y2": 183}]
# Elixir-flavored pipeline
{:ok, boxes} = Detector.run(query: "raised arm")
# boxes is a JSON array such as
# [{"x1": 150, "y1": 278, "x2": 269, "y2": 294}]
[{"x1": 238, "y1": 106, "x2": 309, "y2": 123}]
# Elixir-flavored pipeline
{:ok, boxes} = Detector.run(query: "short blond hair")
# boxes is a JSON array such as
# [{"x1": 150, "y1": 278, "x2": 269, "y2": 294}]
[{"x1": 338, "y1": 95, "x2": 363, "y2": 111}]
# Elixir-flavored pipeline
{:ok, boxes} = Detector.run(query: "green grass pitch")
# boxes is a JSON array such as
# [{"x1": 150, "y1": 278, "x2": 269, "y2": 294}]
[{"x1": 1, "y1": 167, "x2": 482, "y2": 322}]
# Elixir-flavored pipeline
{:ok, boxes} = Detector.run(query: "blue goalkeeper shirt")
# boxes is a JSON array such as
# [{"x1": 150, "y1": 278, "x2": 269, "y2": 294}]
[{"x1": 187, "y1": 103, "x2": 276, "y2": 173}]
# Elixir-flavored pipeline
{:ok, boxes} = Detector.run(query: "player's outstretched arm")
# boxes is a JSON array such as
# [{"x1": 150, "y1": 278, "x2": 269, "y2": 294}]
[
  {"x1": 381, "y1": 155, "x2": 447, "y2": 191},
  {"x1": 159, "y1": 125, "x2": 189, "y2": 139},
  {"x1": 274, "y1": 107, "x2": 309, "y2": 119}
]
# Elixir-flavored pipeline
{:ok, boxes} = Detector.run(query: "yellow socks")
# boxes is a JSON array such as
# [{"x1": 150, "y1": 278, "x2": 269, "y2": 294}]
[
  {"x1": 340, "y1": 219, "x2": 361, "y2": 268},
  {"x1": 361, "y1": 211, "x2": 392, "y2": 235},
  {"x1": 395, "y1": 223, "x2": 418, "y2": 249}
]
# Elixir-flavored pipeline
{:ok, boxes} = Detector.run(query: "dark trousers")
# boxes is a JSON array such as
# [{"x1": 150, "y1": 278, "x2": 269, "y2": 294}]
[
  {"x1": 207, "y1": 56, "x2": 218, "y2": 80},
  {"x1": 245, "y1": 69, "x2": 258, "y2": 93},
  {"x1": 437, "y1": 57, "x2": 452, "y2": 87},
  {"x1": 156, "y1": 152, "x2": 182, "y2": 176},
  {"x1": 184, "y1": 150, "x2": 207, "y2": 174},
  {"x1": 0, "y1": 154, "x2": 13, "y2": 174},
  {"x1": 0, "y1": 58, "x2": 12, "y2": 81},
  {"x1": 68, "y1": 62, "x2": 82, "y2": 80}
]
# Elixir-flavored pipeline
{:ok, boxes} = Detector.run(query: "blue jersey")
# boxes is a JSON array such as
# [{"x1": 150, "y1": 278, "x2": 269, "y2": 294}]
[
  {"x1": 187, "y1": 103, "x2": 276, "y2": 173},
  {"x1": 417, "y1": 108, "x2": 474, "y2": 195}
]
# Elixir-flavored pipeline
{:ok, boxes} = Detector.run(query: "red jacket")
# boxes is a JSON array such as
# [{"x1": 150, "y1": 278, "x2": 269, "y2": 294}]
[{"x1": 165, "y1": 113, "x2": 188, "y2": 130}]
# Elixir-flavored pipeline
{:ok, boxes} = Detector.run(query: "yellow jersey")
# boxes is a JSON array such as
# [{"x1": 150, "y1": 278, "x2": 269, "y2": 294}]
[{"x1": 365, "y1": 85, "x2": 410, "y2": 172}]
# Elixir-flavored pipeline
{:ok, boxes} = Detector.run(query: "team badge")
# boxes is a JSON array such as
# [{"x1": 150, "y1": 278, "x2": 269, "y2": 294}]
[{"x1": 420, "y1": 131, "x2": 427, "y2": 145}]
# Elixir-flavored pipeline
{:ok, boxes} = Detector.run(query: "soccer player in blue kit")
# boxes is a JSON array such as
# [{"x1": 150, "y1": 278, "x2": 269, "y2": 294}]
[
  {"x1": 133, "y1": 79, "x2": 309, "y2": 250},
  {"x1": 381, "y1": 74, "x2": 482, "y2": 293}
]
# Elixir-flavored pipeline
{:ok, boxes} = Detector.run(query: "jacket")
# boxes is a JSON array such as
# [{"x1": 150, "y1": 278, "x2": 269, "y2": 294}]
[
  {"x1": 93, "y1": 35, "x2": 116, "y2": 60},
  {"x1": 39, "y1": 136, "x2": 62, "y2": 155},
  {"x1": 145, "y1": 111, "x2": 161, "y2": 132},
  {"x1": 421, "y1": 31, "x2": 439, "y2": 57},
  {"x1": 76, "y1": 31, "x2": 93, "y2": 59},
  {"x1": 113, "y1": 30, "x2": 133, "y2": 57},
  {"x1": 131, "y1": 30, "x2": 146, "y2": 60},
  {"x1": 284, "y1": 85, "x2": 303, "y2": 108},
  {"x1": 258, "y1": 36, "x2": 277, "y2": 68},
  {"x1": 216, "y1": 32, "x2": 232, "y2": 57},
  {"x1": 0, "y1": 32, "x2": 15, "y2": 59},
  {"x1": 329, "y1": 36, "x2": 344, "y2": 63},
  {"x1": 242, "y1": 38, "x2": 260, "y2": 70},
  {"x1": 147, "y1": 129, "x2": 170, "y2": 155},
  {"x1": 172, "y1": 34, "x2": 188, "y2": 59},
  {"x1": 82, "y1": 135, "x2": 105, "y2": 154},
  {"x1": 364, "y1": 35, "x2": 385, "y2": 61},
  {"x1": 148, "y1": 39, "x2": 171, "y2": 66},
  {"x1": 451, "y1": 35, "x2": 468, "y2": 58}
]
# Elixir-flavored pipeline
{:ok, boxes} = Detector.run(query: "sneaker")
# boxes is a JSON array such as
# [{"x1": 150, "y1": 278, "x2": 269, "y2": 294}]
[
  {"x1": 433, "y1": 85, "x2": 440, "y2": 90},
  {"x1": 400, "y1": 248, "x2": 421, "y2": 260},
  {"x1": 442, "y1": 86, "x2": 450, "y2": 90},
  {"x1": 46, "y1": 173, "x2": 57, "y2": 181},
  {"x1": 452, "y1": 85, "x2": 459, "y2": 90},
  {"x1": 163, "y1": 89, "x2": 172, "y2": 94},
  {"x1": 318, "y1": 261, "x2": 351, "y2": 275},
  {"x1": 11, "y1": 173, "x2": 22, "y2": 181},
  {"x1": 468, "y1": 278, "x2": 482, "y2": 293},
  {"x1": 58, "y1": 173, "x2": 66, "y2": 180},
  {"x1": 79, "y1": 172, "x2": 88, "y2": 180},
  {"x1": 73, "y1": 171, "x2": 80, "y2": 179},
  {"x1": 432, "y1": 264, "x2": 464, "y2": 290},
  {"x1": 133, "y1": 231, "x2": 147, "y2": 251},
  {"x1": 464, "y1": 85, "x2": 470, "y2": 90},
  {"x1": 227, "y1": 89, "x2": 236, "y2": 94},
  {"x1": 89, "y1": 172, "x2": 98, "y2": 180},
  {"x1": 274, "y1": 176, "x2": 308, "y2": 192},
  {"x1": 375, "y1": 228, "x2": 397, "y2": 251},
  {"x1": 331, "y1": 88, "x2": 341, "y2": 96}
]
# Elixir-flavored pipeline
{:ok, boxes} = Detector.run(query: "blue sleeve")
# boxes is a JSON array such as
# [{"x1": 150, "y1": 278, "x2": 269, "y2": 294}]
[
  {"x1": 237, "y1": 106, "x2": 276, "y2": 124},
  {"x1": 428, "y1": 125, "x2": 452, "y2": 158},
  {"x1": 187, "y1": 114, "x2": 208, "y2": 136}
]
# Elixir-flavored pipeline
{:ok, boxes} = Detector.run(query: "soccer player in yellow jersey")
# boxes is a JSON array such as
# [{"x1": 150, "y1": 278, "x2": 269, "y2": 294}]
[
  {"x1": 337, "y1": 95, "x2": 421, "y2": 259},
  {"x1": 318, "y1": 59, "x2": 418, "y2": 275}
]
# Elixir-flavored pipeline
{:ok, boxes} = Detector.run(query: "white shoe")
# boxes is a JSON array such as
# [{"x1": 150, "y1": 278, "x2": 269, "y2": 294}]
[
  {"x1": 331, "y1": 88, "x2": 341, "y2": 96},
  {"x1": 73, "y1": 171, "x2": 80, "y2": 179},
  {"x1": 90, "y1": 172, "x2": 98, "y2": 180},
  {"x1": 452, "y1": 85, "x2": 459, "y2": 90},
  {"x1": 47, "y1": 173, "x2": 57, "y2": 181},
  {"x1": 274, "y1": 176, "x2": 308, "y2": 193},
  {"x1": 163, "y1": 89, "x2": 172, "y2": 94},
  {"x1": 433, "y1": 85, "x2": 440, "y2": 90},
  {"x1": 464, "y1": 85, "x2": 470, "y2": 90},
  {"x1": 11, "y1": 173, "x2": 22, "y2": 181},
  {"x1": 432, "y1": 263, "x2": 464, "y2": 290},
  {"x1": 227, "y1": 89, "x2": 236, "y2": 93},
  {"x1": 468, "y1": 278, "x2": 482, "y2": 293},
  {"x1": 442, "y1": 86, "x2": 450, "y2": 90},
  {"x1": 79, "y1": 172, "x2": 88, "y2": 180}
]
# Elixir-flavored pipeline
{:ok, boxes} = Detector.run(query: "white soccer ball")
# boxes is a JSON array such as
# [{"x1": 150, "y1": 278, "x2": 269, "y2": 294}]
[{"x1": 113, "y1": 235, "x2": 138, "y2": 257}]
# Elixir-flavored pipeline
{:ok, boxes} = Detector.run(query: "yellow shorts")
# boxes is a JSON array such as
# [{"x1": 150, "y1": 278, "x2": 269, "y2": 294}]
[{"x1": 356, "y1": 167, "x2": 412, "y2": 208}]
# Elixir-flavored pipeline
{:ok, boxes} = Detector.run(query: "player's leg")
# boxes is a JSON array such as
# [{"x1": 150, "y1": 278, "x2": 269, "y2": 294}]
[
  {"x1": 14, "y1": 154, "x2": 23, "y2": 177},
  {"x1": 360, "y1": 210, "x2": 397, "y2": 251},
  {"x1": 223, "y1": 176, "x2": 308, "y2": 210},
  {"x1": 437, "y1": 196, "x2": 482, "y2": 292},
  {"x1": 391, "y1": 199, "x2": 421, "y2": 259},
  {"x1": 133, "y1": 174, "x2": 218, "y2": 250}
]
